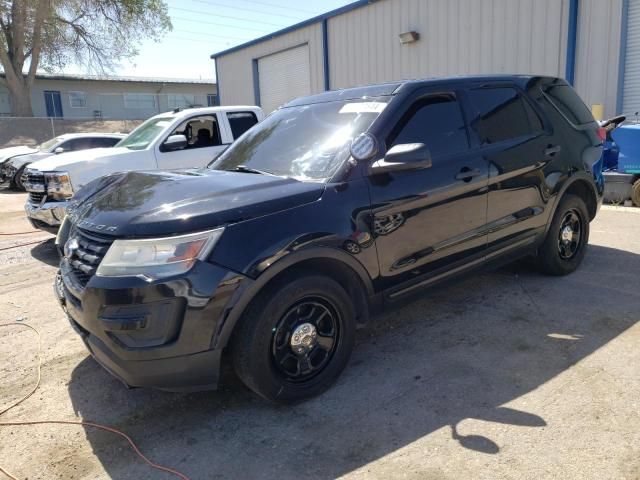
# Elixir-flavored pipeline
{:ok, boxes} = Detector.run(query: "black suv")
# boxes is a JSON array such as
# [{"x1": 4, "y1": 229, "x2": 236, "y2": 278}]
[{"x1": 55, "y1": 75, "x2": 603, "y2": 403}]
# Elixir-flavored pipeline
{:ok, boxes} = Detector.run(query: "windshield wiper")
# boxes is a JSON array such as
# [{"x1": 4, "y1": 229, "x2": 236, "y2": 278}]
[{"x1": 227, "y1": 165, "x2": 276, "y2": 176}]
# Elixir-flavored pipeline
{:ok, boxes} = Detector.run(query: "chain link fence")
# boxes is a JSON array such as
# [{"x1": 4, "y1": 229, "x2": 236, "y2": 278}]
[{"x1": 0, "y1": 117, "x2": 143, "y2": 148}]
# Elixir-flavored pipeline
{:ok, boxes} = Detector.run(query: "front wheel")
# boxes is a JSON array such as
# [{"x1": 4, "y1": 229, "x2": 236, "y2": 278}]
[
  {"x1": 536, "y1": 194, "x2": 590, "y2": 276},
  {"x1": 231, "y1": 272, "x2": 356, "y2": 403},
  {"x1": 632, "y1": 178, "x2": 640, "y2": 207},
  {"x1": 11, "y1": 164, "x2": 28, "y2": 191}
]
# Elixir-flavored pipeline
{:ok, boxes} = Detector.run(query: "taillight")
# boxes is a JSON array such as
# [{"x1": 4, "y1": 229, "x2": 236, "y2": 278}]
[{"x1": 597, "y1": 127, "x2": 606, "y2": 141}]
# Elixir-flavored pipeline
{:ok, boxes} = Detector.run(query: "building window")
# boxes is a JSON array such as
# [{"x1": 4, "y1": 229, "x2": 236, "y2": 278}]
[
  {"x1": 68, "y1": 91, "x2": 87, "y2": 108},
  {"x1": 207, "y1": 94, "x2": 219, "y2": 107},
  {"x1": 124, "y1": 93, "x2": 156, "y2": 109},
  {"x1": 168, "y1": 94, "x2": 196, "y2": 109}
]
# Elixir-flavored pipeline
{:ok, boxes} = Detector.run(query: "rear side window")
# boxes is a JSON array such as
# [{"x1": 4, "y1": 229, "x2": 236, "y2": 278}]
[
  {"x1": 468, "y1": 87, "x2": 543, "y2": 144},
  {"x1": 388, "y1": 94, "x2": 469, "y2": 158},
  {"x1": 543, "y1": 85, "x2": 594, "y2": 126},
  {"x1": 227, "y1": 111, "x2": 259, "y2": 139}
]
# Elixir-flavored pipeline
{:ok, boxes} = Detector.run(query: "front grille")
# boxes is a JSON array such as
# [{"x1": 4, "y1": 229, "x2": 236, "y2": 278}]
[
  {"x1": 25, "y1": 171, "x2": 45, "y2": 185},
  {"x1": 67, "y1": 227, "x2": 114, "y2": 288},
  {"x1": 29, "y1": 191, "x2": 46, "y2": 203},
  {"x1": 24, "y1": 170, "x2": 47, "y2": 204}
]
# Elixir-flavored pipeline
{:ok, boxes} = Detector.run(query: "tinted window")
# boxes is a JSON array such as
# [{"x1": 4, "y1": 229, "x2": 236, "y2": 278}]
[
  {"x1": 544, "y1": 85, "x2": 594, "y2": 126},
  {"x1": 468, "y1": 87, "x2": 543, "y2": 144},
  {"x1": 389, "y1": 94, "x2": 469, "y2": 158},
  {"x1": 227, "y1": 111, "x2": 258, "y2": 139}
]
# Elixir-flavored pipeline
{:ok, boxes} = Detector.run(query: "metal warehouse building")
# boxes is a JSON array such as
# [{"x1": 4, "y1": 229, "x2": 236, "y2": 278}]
[{"x1": 212, "y1": 0, "x2": 638, "y2": 119}]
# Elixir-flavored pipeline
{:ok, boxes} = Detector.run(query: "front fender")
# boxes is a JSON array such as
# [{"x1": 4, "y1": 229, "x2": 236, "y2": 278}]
[{"x1": 211, "y1": 246, "x2": 376, "y2": 350}]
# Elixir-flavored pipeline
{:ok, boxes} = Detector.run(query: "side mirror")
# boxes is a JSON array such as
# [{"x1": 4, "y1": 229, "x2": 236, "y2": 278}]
[
  {"x1": 371, "y1": 143, "x2": 432, "y2": 173},
  {"x1": 54, "y1": 147, "x2": 65, "y2": 154},
  {"x1": 162, "y1": 134, "x2": 188, "y2": 152}
]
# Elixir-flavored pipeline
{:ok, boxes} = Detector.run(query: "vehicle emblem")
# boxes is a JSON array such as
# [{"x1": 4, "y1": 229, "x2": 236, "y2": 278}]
[
  {"x1": 77, "y1": 220, "x2": 117, "y2": 232},
  {"x1": 64, "y1": 237, "x2": 79, "y2": 258}
]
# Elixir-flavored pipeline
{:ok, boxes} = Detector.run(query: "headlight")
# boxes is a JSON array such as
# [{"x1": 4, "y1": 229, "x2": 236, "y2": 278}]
[
  {"x1": 45, "y1": 171, "x2": 74, "y2": 199},
  {"x1": 96, "y1": 228, "x2": 224, "y2": 280}
]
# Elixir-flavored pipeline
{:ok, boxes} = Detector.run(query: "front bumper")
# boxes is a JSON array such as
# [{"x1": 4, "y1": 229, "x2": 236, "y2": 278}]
[
  {"x1": 25, "y1": 200, "x2": 68, "y2": 232},
  {"x1": 55, "y1": 258, "x2": 250, "y2": 391}
]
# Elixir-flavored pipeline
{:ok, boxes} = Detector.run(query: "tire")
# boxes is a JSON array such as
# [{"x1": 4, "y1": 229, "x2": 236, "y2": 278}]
[
  {"x1": 536, "y1": 194, "x2": 590, "y2": 276},
  {"x1": 231, "y1": 272, "x2": 356, "y2": 403},
  {"x1": 632, "y1": 178, "x2": 640, "y2": 207},
  {"x1": 10, "y1": 164, "x2": 27, "y2": 191}
]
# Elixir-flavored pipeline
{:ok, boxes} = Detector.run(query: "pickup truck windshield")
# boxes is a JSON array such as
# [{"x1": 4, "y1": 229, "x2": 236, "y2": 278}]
[
  {"x1": 210, "y1": 97, "x2": 391, "y2": 181},
  {"x1": 116, "y1": 117, "x2": 173, "y2": 150}
]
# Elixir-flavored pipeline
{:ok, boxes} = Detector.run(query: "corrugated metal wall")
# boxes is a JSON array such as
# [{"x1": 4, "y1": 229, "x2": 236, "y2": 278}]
[
  {"x1": 574, "y1": 0, "x2": 623, "y2": 118},
  {"x1": 215, "y1": 0, "x2": 625, "y2": 117},
  {"x1": 328, "y1": 0, "x2": 569, "y2": 89},
  {"x1": 216, "y1": 23, "x2": 325, "y2": 107},
  {"x1": 622, "y1": 0, "x2": 640, "y2": 116}
]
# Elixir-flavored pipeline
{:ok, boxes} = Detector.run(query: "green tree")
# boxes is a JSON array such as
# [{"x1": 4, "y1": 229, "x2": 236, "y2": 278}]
[{"x1": 0, "y1": 0, "x2": 171, "y2": 116}]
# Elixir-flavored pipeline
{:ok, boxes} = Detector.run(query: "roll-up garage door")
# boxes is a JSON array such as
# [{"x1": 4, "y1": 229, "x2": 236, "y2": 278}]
[
  {"x1": 623, "y1": 0, "x2": 640, "y2": 115},
  {"x1": 258, "y1": 45, "x2": 311, "y2": 114}
]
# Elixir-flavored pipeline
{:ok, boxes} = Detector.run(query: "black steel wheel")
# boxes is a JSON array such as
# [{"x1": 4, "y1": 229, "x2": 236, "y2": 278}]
[
  {"x1": 232, "y1": 272, "x2": 356, "y2": 403},
  {"x1": 557, "y1": 209, "x2": 582, "y2": 260},
  {"x1": 271, "y1": 298, "x2": 340, "y2": 382},
  {"x1": 537, "y1": 194, "x2": 590, "y2": 276}
]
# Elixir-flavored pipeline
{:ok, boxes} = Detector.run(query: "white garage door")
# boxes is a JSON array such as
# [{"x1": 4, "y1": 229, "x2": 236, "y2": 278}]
[
  {"x1": 623, "y1": 0, "x2": 640, "y2": 115},
  {"x1": 258, "y1": 45, "x2": 311, "y2": 114}
]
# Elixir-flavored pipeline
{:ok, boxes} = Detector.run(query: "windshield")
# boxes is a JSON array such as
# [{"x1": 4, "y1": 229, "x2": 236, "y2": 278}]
[
  {"x1": 116, "y1": 116, "x2": 173, "y2": 150},
  {"x1": 210, "y1": 97, "x2": 391, "y2": 181},
  {"x1": 38, "y1": 137, "x2": 62, "y2": 151}
]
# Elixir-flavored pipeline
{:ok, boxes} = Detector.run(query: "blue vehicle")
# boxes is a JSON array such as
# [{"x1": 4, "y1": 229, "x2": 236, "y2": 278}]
[{"x1": 601, "y1": 116, "x2": 640, "y2": 206}]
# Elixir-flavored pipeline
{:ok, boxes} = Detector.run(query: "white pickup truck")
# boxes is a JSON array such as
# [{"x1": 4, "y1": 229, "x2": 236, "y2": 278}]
[{"x1": 24, "y1": 106, "x2": 264, "y2": 232}]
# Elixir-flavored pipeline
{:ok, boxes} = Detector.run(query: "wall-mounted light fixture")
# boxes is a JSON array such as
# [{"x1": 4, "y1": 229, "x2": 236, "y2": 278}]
[{"x1": 399, "y1": 31, "x2": 420, "y2": 44}]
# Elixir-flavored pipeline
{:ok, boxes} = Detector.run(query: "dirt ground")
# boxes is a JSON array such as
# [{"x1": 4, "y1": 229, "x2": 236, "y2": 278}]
[{"x1": 0, "y1": 188, "x2": 639, "y2": 480}]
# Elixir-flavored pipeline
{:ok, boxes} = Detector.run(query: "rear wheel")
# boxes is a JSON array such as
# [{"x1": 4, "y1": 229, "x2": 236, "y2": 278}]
[
  {"x1": 231, "y1": 272, "x2": 356, "y2": 403},
  {"x1": 536, "y1": 194, "x2": 590, "y2": 276}
]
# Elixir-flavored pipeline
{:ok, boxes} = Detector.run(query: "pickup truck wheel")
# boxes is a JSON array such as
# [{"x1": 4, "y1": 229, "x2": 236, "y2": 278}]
[
  {"x1": 231, "y1": 272, "x2": 356, "y2": 403},
  {"x1": 536, "y1": 194, "x2": 590, "y2": 276},
  {"x1": 10, "y1": 164, "x2": 27, "y2": 191}
]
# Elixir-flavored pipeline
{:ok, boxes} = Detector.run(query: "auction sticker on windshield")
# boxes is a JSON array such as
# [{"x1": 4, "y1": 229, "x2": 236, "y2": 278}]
[{"x1": 339, "y1": 102, "x2": 388, "y2": 114}]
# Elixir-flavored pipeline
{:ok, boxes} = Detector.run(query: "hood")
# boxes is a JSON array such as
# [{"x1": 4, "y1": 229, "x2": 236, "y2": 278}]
[
  {"x1": 27, "y1": 147, "x2": 129, "y2": 171},
  {"x1": 0, "y1": 145, "x2": 37, "y2": 163},
  {"x1": 69, "y1": 169, "x2": 325, "y2": 237},
  {"x1": 5, "y1": 150, "x2": 53, "y2": 169}
]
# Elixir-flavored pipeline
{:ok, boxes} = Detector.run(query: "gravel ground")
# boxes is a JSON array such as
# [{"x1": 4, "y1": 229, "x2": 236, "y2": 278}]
[{"x1": 0, "y1": 188, "x2": 639, "y2": 480}]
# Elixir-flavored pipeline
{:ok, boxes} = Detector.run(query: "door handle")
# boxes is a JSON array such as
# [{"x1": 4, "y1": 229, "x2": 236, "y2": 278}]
[
  {"x1": 544, "y1": 144, "x2": 562, "y2": 157},
  {"x1": 455, "y1": 167, "x2": 483, "y2": 182}
]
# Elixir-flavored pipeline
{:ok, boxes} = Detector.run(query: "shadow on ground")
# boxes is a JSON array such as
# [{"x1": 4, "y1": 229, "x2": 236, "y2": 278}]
[
  {"x1": 67, "y1": 244, "x2": 640, "y2": 479},
  {"x1": 30, "y1": 238, "x2": 58, "y2": 266}
]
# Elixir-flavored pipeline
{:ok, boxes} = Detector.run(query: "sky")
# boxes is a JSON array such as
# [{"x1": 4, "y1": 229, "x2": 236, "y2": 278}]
[{"x1": 83, "y1": 0, "x2": 355, "y2": 81}]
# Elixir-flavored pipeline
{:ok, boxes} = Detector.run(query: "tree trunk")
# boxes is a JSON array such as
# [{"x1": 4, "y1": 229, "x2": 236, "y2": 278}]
[{"x1": 5, "y1": 77, "x2": 34, "y2": 117}]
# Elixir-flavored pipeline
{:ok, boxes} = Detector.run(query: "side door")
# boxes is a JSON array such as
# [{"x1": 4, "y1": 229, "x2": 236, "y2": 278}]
[
  {"x1": 465, "y1": 84, "x2": 553, "y2": 256},
  {"x1": 367, "y1": 89, "x2": 490, "y2": 296},
  {"x1": 155, "y1": 114, "x2": 227, "y2": 169}
]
